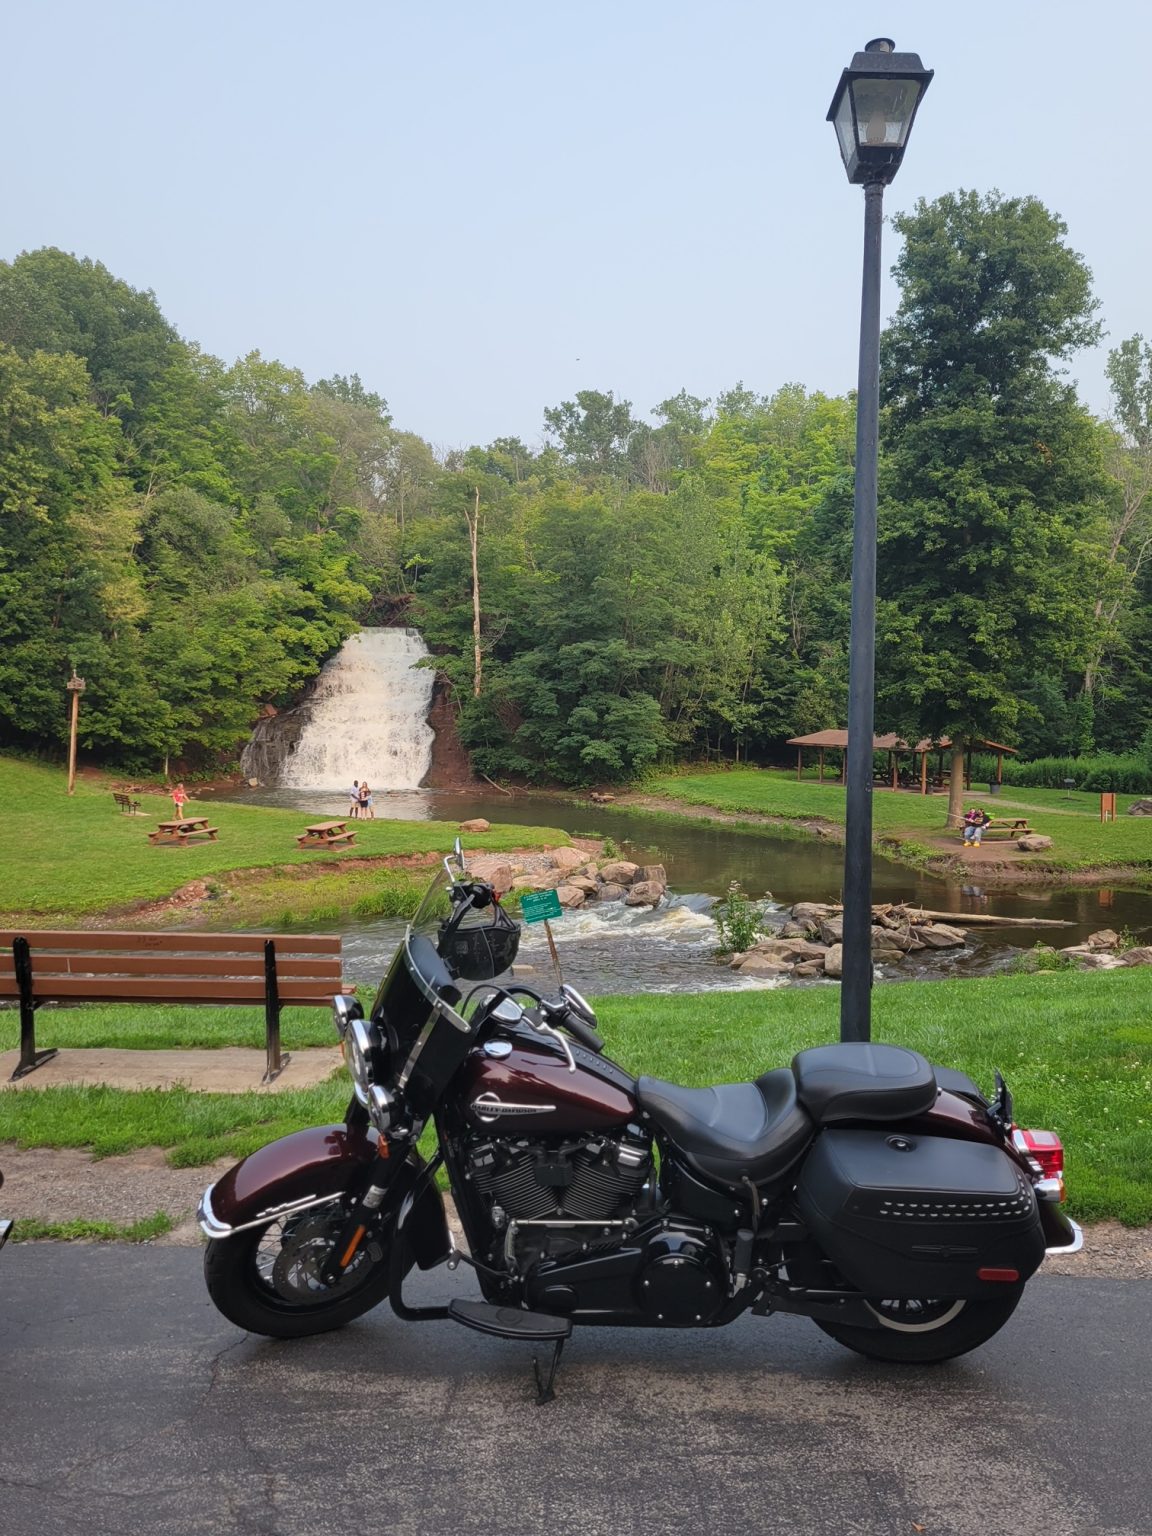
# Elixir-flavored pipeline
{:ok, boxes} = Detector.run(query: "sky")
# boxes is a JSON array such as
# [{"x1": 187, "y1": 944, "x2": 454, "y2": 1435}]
[{"x1": 3, "y1": 1, "x2": 1149, "y2": 450}]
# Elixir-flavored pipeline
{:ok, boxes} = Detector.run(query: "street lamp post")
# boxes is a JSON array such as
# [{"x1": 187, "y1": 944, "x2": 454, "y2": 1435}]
[
  {"x1": 66, "y1": 672, "x2": 87, "y2": 795},
  {"x1": 827, "y1": 39, "x2": 932, "y2": 1043}
]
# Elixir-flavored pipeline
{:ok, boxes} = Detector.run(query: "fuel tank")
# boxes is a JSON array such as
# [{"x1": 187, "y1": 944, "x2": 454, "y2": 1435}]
[{"x1": 461, "y1": 1039, "x2": 638, "y2": 1133}]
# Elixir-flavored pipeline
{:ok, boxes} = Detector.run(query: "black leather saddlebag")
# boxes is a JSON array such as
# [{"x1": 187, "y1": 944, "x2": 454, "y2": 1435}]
[{"x1": 795, "y1": 1130, "x2": 1046, "y2": 1299}]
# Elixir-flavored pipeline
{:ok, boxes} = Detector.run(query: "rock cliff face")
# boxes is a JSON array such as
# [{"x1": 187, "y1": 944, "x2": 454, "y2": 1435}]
[
  {"x1": 422, "y1": 674, "x2": 479, "y2": 789},
  {"x1": 239, "y1": 706, "x2": 312, "y2": 784}
]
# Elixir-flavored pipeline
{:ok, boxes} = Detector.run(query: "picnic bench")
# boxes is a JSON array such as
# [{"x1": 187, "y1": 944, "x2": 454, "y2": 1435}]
[
  {"x1": 296, "y1": 820, "x2": 356, "y2": 850},
  {"x1": 149, "y1": 817, "x2": 219, "y2": 846},
  {"x1": 1, "y1": 930, "x2": 351, "y2": 1084},
  {"x1": 112, "y1": 792, "x2": 141, "y2": 815}
]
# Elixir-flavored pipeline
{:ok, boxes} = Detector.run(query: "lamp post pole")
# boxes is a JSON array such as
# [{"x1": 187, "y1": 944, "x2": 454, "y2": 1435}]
[
  {"x1": 840, "y1": 179, "x2": 885, "y2": 1044},
  {"x1": 66, "y1": 672, "x2": 86, "y2": 796},
  {"x1": 826, "y1": 38, "x2": 932, "y2": 1044}
]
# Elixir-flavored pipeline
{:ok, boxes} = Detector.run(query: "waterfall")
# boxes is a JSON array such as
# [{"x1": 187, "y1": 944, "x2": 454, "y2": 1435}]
[{"x1": 276, "y1": 628, "x2": 436, "y2": 791}]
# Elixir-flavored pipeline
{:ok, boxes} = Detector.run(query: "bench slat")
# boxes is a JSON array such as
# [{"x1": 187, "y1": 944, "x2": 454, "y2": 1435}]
[
  {"x1": 0, "y1": 931, "x2": 342, "y2": 955},
  {"x1": 0, "y1": 955, "x2": 342, "y2": 982},
  {"x1": 0, "y1": 976, "x2": 347, "y2": 1004}
]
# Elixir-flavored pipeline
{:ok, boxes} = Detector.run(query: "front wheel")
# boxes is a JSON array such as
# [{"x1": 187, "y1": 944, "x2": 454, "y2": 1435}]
[
  {"x1": 815, "y1": 1291, "x2": 1024, "y2": 1364},
  {"x1": 204, "y1": 1206, "x2": 394, "y2": 1338}
]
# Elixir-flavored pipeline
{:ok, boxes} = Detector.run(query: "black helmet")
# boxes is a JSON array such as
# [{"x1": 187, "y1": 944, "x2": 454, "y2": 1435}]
[{"x1": 437, "y1": 881, "x2": 521, "y2": 980}]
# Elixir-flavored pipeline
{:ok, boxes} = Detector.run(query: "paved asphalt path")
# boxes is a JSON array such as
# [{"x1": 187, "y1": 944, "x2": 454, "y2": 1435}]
[{"x1": 1, "y1": 1245, "x2": 1148, "y2": 1536}]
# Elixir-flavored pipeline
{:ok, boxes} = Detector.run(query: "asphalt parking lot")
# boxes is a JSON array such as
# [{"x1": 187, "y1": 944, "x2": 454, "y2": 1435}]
[{"x1": 1, "y1": 1246, "x2": 1148, "y2": 1536}]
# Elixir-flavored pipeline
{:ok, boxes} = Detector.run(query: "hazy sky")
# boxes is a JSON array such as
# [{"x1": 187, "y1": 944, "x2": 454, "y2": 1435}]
[{"x1": 3, "y1": 1, "x2": 1148, "y2": 449}]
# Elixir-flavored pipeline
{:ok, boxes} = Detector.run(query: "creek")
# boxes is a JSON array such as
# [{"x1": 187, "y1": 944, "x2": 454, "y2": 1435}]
[{"x1": 204, "y1": 784, "x2": 1152, "y2": 996}]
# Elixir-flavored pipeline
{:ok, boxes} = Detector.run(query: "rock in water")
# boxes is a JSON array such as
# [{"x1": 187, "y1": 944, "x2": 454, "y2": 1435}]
[
  {"x1": 599, "y1": 860, "x2": 639, "y2": 886},
  {"x1": 624, "y1": 880, "x2": 664, "y2": 907}
]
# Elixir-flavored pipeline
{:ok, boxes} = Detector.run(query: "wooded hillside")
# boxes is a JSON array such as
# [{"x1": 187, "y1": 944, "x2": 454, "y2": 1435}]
[{"x1": 2, "y1": 190, "x2": 1150, "y2": 783}]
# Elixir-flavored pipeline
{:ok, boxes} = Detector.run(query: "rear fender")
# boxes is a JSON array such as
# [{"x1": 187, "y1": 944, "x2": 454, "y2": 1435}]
[{"x1": 198, "y1": 1122, "x2": 450, "y2": 1270}]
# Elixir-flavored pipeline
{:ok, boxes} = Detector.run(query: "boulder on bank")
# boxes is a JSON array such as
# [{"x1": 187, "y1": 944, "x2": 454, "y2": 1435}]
[
  {"x1": 1017, "y1": 834, "x2": 1053, "y2": 851},
  {"x1": 1121, "y1": 946, "x2": 1152, "y2": 967},
  {"x1": 459, "y1": 818, "x2": 491, "y2": 833},
  {"x1": 550, "y1": 846, "x2": 586, "y2": 873},
  {"x1": 625, "y1": 880, "x2": 664, "y2": 908},
  {"x1": 818, "y1": 916, "x2": 845, "y2": 945},
  {"x1": 823, "y1": 943, "x2": 844, "y2": 978},
  {"x1": 599, "y1": 860, "x2": 640, "y2": 886},
  {"x1": 555, "y1": 883, "x2": 586, "y2": 909},
  {"x1": 791, "y1": 902, "x2": 836, "y2": 924},
  {"x1": 1087, "y1": 929, "x2": 1119, "y2": 950},
  {"x1": 597, "y1": 882, "x2": 627, "y2": 902},
  {"x1": 639, "y1": 864, "x2": 668, "y2": 886},
  {"x1": 911, "y1": 923, "x2": 966, "y2": 949},
  {"x1": 1128, "y1": 799, "x2": 1152, "y2": 816},
  {"x1": 738, "y1": 955, "x2": 791, "y2": 978}
]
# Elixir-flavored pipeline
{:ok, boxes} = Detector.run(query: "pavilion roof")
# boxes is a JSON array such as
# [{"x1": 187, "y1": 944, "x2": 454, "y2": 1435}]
[{"x1": 787, "y1": 730, "x2": 1018, "y2": 755}]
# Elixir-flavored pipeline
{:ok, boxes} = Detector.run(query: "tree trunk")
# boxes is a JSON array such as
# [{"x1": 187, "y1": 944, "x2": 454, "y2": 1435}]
[
  {"x1": 467, "y1": 487, "x2": 482, "y2": 697},
  {"x1": 946, "y1": 739, "x2": 966, "y2": 828}
]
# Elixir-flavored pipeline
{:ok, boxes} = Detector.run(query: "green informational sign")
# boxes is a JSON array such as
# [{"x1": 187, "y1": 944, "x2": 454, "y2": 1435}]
[{"x1": 520, "y1": 888, "x2": 563, "y2": 924}]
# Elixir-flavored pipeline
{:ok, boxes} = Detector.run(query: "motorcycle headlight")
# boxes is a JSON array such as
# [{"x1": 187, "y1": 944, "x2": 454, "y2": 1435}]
[{"x1": 343, "y1": 1017, "x2": 378, "y2": 1106}]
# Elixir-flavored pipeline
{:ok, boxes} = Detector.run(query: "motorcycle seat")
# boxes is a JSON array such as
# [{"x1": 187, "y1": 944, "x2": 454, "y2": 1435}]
[
  {"x1": 636, "y1": 1068, "x2": 813, "y2": 1187},
  {"x1": 790, "y1": 1042, "x2": 937, "y2": 1124}
]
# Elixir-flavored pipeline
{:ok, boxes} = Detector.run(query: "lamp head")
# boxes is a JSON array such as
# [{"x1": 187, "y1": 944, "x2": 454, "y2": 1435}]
[{"x1": 827, "y1": 39, "x2": 933, "y2": 185}]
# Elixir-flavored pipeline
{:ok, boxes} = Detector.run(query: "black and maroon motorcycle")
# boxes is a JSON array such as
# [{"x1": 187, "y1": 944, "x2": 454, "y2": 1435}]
[{"x1": 199, "y1": 846, "x2": 1081, "y2": 1400}]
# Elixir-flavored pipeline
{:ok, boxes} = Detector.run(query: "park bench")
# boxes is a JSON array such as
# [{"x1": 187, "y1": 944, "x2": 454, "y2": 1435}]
[
  {"x1": 0, "y1": 930, "x2": 351, "y2": 1084},
  {"x1": 112, "y1": 792, "x2": 141, "y2": 815},
  {"x1": 149, "y1": 817, "x2": 219, "y2": 846},
  {"x1": 296, "y1": 820, "x2": 357, "y2": 849}
]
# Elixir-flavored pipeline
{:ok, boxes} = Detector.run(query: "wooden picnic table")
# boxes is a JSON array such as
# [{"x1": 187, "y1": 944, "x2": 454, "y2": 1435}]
[
  {"x1": 296, "y1": 820, "x2": 357, "y2": 849},
  {"x1": 959, "y1": 816, "x2": 1034, "y2": 841},
  {"x1": 148, "y1": 817, "x2": 219, "y2": 846}
]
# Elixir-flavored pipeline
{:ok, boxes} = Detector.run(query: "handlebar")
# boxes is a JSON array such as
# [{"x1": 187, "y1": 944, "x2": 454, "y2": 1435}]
[{"x1": 557, "y1": 1008, "x2": 604, "y2": 1054}]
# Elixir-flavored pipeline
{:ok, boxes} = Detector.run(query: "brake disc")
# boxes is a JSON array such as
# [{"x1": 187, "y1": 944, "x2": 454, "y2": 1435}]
[{"x1": 269, "y1": 1212, "x2": 381, "y2": 1303}]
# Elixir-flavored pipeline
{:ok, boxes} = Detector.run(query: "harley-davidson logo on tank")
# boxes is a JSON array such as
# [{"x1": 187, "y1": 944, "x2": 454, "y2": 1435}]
[{"x1": 471, "y1": 1092, "x2": 556, "y2": 1123}]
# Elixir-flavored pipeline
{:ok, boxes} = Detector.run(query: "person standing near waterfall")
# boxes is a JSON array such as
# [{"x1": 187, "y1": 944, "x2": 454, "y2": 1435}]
[
  {"x1": 359, "y1": 781, "x2": 375, "y2": 819},
  {"x1": 348, "y1": 780, "x2": 361, "y2": 819}
]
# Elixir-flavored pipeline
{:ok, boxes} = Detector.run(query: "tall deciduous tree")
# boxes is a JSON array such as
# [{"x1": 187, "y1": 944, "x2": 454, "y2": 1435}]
[{"x1": 875, "y1": 190, "x2": 1107, "y2": 826}]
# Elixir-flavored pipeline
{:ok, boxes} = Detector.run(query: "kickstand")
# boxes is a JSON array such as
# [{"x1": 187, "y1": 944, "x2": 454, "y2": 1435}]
[{"x1": 532, "y1": 1338, "x2": 564, "y2": 1406}]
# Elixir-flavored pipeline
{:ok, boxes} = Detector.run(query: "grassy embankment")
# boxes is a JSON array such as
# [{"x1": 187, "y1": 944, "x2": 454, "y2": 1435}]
[
  {"x1": 0, "y1": 757, "x2": 570, "y2": 928},
  {"x1": 643, "y1": 769, "x2": 1152, "y2": 880},
  {"x1": 2, "y1": 969, "x2": 1149, "y2": 1224}
]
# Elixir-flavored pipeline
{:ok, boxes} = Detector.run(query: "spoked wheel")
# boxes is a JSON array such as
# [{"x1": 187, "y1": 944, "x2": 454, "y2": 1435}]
[
  {"x1": 815, "y1": 1290, "x2": 1024, "y2": 1364},
  {"x1": 204, "y1": 1206, "x2": 394, "y2": 1338}
]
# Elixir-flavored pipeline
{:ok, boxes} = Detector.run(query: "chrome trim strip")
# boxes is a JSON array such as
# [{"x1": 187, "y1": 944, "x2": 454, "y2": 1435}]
[
  {"x1": 196, "y1": 1182, "x2": 343, "y2": 1241},
  {"x1": 0, "y1": 1218, "x2": 13, "y2": 1250},
  {"x1": 1045, "y1": 1218, "x2": 1084, "y2": 1256}
]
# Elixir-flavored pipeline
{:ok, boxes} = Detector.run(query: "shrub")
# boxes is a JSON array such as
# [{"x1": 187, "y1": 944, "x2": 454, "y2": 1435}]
[
  {"x1": 712, "y1": 881, "x2": 767, "y2": 955},
  {"x1": 990, "y1": 754, "x2": 1152, "y2": 795}
]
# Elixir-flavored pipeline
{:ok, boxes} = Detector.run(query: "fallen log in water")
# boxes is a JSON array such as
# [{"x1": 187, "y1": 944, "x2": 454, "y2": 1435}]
[{"x1": 898, "y1": 906, "x2": 1074, "y2": 929}]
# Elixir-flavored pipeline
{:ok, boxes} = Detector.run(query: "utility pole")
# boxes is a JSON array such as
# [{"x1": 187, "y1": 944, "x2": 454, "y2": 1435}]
[{"x1": 66, "y1": 672, "x2": 87, "y2": 795}]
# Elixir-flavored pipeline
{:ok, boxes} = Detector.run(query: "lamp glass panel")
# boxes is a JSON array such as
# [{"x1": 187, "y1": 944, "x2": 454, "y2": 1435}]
[
  {"x1": 849, "y1": 76, "x2": 921, "y2": 148},
  {"x1": 833, "y1": 91, "x2": 857, "y2": 167}
]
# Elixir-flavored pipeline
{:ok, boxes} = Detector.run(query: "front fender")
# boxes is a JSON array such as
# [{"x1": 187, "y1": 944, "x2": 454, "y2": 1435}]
[{"x1": 198, "y1": 1122, "x2": 450, "y2": 1271}]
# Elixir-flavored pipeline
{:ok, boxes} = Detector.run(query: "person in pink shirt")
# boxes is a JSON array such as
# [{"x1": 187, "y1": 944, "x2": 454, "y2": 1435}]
[{"x1": 172, "y1": 782, "x2": 189, "y2": 819}]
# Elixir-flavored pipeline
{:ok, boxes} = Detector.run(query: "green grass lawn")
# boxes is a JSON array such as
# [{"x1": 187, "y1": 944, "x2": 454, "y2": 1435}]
[
  {"x1": 0, "y1": 757, "x2": 569, "y2": 919},
  {"x1": 2, "y1": 968, "x2": 1149, "y2": 1223},
  {"x1": 647, "y1": 769, "x2": 1152, "y2": 875}
]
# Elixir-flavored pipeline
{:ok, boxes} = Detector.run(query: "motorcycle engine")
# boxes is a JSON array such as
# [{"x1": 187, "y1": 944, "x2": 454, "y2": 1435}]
[{"x1": 464, "y1": 1129, "x2": 652, "y2": 1261}]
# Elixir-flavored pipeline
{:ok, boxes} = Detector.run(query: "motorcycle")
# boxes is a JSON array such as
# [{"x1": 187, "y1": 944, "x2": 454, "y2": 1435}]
[{"x1": 199, "y1": 845, "x2": 1082, "y2": 1401}]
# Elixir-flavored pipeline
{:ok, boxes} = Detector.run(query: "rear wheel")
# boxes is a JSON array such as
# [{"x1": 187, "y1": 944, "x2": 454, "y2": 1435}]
[
  {"x1": 815, "y1": 1291, "x2": 1023, "y2": 1364},
  {"x1": 204, "y1": 1207, "x2": 393, "y2": 1338}
]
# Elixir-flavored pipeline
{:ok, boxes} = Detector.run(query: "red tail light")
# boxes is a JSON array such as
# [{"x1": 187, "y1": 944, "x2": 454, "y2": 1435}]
[{"x1": 1013, "y1": 1126, "x2": 1065, "y2": 1200}]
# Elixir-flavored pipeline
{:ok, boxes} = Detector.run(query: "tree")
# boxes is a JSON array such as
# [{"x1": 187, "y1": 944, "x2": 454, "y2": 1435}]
[
  {"x1": 876, "y1": 190, "x2": 1107, "y2": 826},
  {"x1": 542, "y1": 390, "x2": 639, "y2": 478},
  {"x1": 1082, "y1": 336, "x2": 1152, "y2": 697}
]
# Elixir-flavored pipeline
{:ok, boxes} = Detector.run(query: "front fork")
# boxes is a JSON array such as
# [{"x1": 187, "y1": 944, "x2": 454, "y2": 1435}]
[{"x1": 321, "y1": 1135, "x2": 405, "y2": 1284}]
